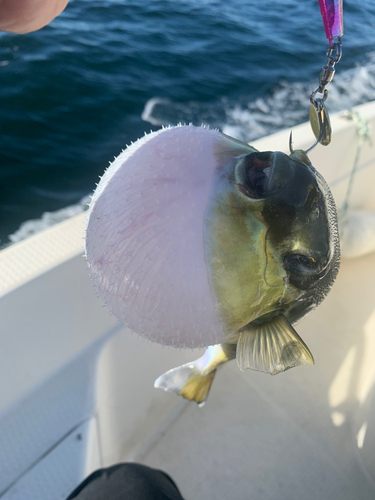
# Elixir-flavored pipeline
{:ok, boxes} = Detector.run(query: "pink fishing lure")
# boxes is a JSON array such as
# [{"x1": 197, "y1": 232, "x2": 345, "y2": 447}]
[{"x1": 318, "y1": 0, "x2": 343, "y2": 43}]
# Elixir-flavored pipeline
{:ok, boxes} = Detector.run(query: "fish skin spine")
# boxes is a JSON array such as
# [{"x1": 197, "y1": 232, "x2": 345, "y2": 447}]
[{"x1": 86, "y1": 126, "x2": 230, "y2": 348}]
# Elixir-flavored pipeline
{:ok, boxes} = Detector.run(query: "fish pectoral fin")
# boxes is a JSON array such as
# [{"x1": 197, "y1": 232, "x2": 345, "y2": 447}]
[
  {"x1": 154, "y1": 362, "x2": 216, "y2": 406},
  {"x1": 236, "y1": 314, "x2": 314, "y2": 375}
]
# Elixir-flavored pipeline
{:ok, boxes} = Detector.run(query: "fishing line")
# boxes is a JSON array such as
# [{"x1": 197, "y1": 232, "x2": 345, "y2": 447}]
[{"x1": 340, "y1": 110, "x2": 373, "y2": 236}]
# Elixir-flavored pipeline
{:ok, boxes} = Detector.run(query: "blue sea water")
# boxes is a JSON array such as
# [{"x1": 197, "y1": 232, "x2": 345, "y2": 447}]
[{"x1": 0, "y1": 0, "x2": 375, "y2": 245}]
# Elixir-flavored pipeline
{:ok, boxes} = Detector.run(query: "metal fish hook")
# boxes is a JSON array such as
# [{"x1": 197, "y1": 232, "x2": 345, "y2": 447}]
[
  {"x1": 289, "y1": 129, "x2": 318, "y2": 157},
  {"x1": 288, "y1": 131, "x2": 313, "y2": 165},
  {"x1": 289, "y1": 130, "x2": 294, "y2": 154},
  {"x1": 289, "y1": 130, "x2": 318, "y2": 155}
]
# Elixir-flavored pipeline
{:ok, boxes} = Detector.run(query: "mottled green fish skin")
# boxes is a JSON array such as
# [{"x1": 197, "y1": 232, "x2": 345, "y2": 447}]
[{"x1": 204, "y1": 134, "x2": 339, "y2": 336}]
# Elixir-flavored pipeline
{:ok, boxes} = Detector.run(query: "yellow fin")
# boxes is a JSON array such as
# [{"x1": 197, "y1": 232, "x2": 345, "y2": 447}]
[
  {"x1": 179, "y1": 370, "x2": 216, "y2": 405},
  {"x1": 154, "y1": 362, "x2": 216, "y2": 405},
  {"x1": 155, "y1": 344, "x2": 236, "y2": 405},
  {"x1": 236, "y1": 314, "x2": 314, "y2": 374}
]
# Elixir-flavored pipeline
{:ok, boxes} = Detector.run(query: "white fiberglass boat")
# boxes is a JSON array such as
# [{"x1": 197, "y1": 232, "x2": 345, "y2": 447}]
[{"x1": 1, "y1": 101, "x2": 375, "y2": 499}]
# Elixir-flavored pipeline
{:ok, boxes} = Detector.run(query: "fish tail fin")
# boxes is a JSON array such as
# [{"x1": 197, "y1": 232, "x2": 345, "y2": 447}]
[
  {"x1": 154, "y1": 361, "x2": 216, "y2": 406},
  {"x1": 236, "y1": 313, "x2": 314, "y2": 375}
]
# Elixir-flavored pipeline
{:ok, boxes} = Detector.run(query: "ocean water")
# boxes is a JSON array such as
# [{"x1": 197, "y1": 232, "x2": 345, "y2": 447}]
[{"x1": 0, "y1": 0, "x2": 375, "y2": 246}]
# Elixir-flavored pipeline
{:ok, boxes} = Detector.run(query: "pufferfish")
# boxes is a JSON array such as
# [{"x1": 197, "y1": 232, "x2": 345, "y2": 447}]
[{"x1": 85, "y1": 125, "x2": 340, "y2": 405}]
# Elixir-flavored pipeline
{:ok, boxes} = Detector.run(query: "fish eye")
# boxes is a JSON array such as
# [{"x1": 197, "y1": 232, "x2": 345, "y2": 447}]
[
  {"x1": 284, "y1": 254, "x2": 320, "y2": 274},
  {"x1": 238, "y1": 153, "x2": 272, "y2": 199}
]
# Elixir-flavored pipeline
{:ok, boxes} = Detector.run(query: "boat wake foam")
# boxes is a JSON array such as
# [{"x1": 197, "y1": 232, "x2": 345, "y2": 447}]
[
  {"x1": 142, "y1": 53, "x2": 375, "y2": 142},
  {"x1": 8, "y1": 195, "x2": 91, "y2": 244}
]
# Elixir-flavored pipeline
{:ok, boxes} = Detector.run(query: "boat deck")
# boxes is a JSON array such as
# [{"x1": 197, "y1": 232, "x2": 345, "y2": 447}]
[{"x1": 140, "y1": 252, "x2": 375, "y2": 499}]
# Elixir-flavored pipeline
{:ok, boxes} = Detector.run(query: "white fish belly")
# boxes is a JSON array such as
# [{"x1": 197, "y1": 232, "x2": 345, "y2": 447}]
[{"x1": 85, "y1": 126, "x2": 227, "y2": 348}]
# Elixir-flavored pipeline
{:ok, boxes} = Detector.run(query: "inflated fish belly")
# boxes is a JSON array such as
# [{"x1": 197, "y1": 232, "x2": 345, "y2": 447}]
[
  {"x1": 85, "y1": 125, "x2": 340, "y2": 382},
  {"x1": 86, "y1": 126, "x2": 234, "y2": 348}
]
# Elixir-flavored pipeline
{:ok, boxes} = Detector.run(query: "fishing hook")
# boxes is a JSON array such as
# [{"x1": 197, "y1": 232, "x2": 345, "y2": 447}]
[{"x1": 289, "y1": 130, "x2": 318, "y2": 156}]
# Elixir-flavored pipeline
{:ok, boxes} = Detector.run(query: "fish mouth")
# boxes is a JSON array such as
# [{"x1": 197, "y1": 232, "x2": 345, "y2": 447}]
[
  {"x1": 235, "y1": 150, "x2": 317, "y2": 204},
  {"x1": 235, "y1": 151, "x2": 280, "y2": 201}
]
